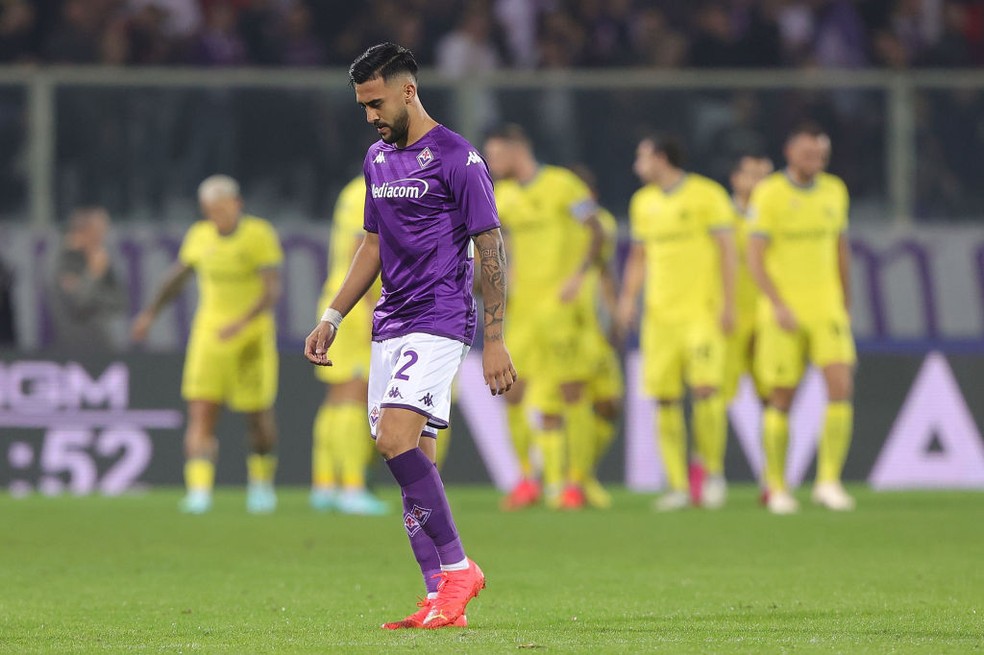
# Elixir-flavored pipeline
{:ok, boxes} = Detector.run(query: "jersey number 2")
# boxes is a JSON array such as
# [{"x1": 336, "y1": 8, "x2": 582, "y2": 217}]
[{"x1": 394, "y1": 350, "x2": 419, "y2": 381}]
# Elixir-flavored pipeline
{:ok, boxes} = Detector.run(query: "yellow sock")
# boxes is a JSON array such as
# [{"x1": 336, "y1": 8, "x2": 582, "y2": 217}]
[
  {"x1": 817, "y1": 402, "x2": 853, "y2": 484},
  {"x1": 435, "y1": 423, "x2": 451, "y2": 471},
  {"x1": 693, "y1": 394, "x2": 727, "y2": 476},
  {"x1": 247, "y1": 453, "x2": 277, "y2": 485},
  {"x1": 535, "y1": 427, "x2": 565, "y2": 489},
  {"x1": 763, "y1": 407, "x2": 790, "y2": 493},
  {"x1": 185, "y1": 458, "x2": 214, "y2": 493},
  {"x1": 507, "y1": 403, "x2": 533, "y2": 477},
  {"x1": 592, "y1": 411, "x2": 616, "y2": 472},
  {"x1": 312, "y1": 404, "x2": 337, "y2": 489},
  {"x1": 565, "y1": 399, "x2": 594, "y2": 485},
  {"x1": 335, "y1": 404, "x2": 371, "y2": 488},
  {"x1": 657, "y1": 403, "x2": 688, "y2": 491}
]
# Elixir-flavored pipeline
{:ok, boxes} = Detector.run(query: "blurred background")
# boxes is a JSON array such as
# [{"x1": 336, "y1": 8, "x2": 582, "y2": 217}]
[{"x1": 1, "y1": 0, "x2": 983, "y2": 494}]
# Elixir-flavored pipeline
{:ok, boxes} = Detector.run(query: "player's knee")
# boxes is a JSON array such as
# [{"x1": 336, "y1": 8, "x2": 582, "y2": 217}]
[
  {"x1": 692, "y1": 386, "x2": 717, "y2": 400},
  {"x1": 504, "y1": 380, "x2": 526, "y2": 405},
  {"x1": 541, "y1": 414, "x2": 563, "y2": 430},
  {"x1": 594, "y1": 400, "x2": 619, "y2": 421},
  {"x1": 826, "y1": 373, "x2": 853, "y2": 402},
  {"x1": 374, "y1": 429, "x2": 414, "y2": 460},
  {"x1": 768, "y1": 388, "x2": 795, "y2": 412},
  {"x1": 560, "y1": 382, "x2": 584, "y2": 404}
]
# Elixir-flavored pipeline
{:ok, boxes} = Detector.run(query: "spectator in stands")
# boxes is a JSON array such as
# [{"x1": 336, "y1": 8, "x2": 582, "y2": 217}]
[
  {"x1": 195, "y1": 1, "x2": 247, "y2": 66},
  {"x1": 128, "y1": 0, "x2": 203, "y2": 41},
  {"x1": 435, "y1": 6, "x2": 502, "y2": 77},
  {"x1": 43, "y1": 0, "x2": 103, "y2": 63},
  {"x1": 631, "y1": 7, "x2": 688, "y2": 68},
  {"x1": 277, "y1": 3, "x2": 325, "y2": 67},
  {"x1": 0, "y1": 0, "x2": 36, "y2": 64},
  {"x1": 921, "y1": 0, "x2": 975, "y2": 67},
  {"x1": 690, "y1": 1, "x2": 741, "y2": 68},
  {"x1": 49, "y1": 207, "x2": 127, "y2": 352}
]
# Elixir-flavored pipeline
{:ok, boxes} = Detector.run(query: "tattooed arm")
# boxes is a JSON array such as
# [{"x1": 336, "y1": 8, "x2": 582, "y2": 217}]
[{"x1": 474, "y1": 227, "x2": 517, "y2": 396}]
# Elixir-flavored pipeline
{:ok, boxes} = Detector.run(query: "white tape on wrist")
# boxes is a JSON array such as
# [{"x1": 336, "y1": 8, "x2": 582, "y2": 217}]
[{"x1": 321, "y1": 308, "x2": 343, "y2": 330}]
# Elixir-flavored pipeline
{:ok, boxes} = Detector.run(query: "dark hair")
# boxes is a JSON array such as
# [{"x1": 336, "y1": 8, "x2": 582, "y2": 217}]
[
  {"x1": 484, "y1": 123, "x2": 531, "y2": 146},
  {"x1": 349, "y1": 42, "x2": 419, "y2": 86},
  {"x1": 641, "y1": 133, "x2": 686, "y2": 168},
  {"x1": 787, "y1": 121, "x2": 827, "y2": 142},
  {"x1": 731, "y1": 151, "x2": 772, "y2": 174}
]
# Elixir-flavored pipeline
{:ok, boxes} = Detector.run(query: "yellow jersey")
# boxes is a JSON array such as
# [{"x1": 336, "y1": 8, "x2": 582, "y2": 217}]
[
  {"x1": 320, "y1": 176, "x2": 381, "y2": 312},
  {"x1": 748, "y1": 171, "x2": 849, "y2": 320},
  {"x1": 495, "y1": 165, "x2": 596, "y2": 311},
  {"x1": 324, "y1": 177, "x2": 368, "y2": 297},
  {"x1": 733, "y1": 201, "x2": 760, "y2": 324},
  {"x1": 178, "y1": 215, "x2": 283, "y2": 330},
  {"x1": 629, "y1": 173, "x2": 733, "y2": 321},
  {"x1": 578, "y1": 206, "x2": 618, "y2": 330}
]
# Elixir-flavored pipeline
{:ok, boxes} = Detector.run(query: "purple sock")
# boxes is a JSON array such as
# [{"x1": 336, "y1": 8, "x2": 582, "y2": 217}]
[
  {"x1": 387, "y1": 449, "x2": 466, "y2": 568},
  {"x1": 402, "y1": 488, "x2": 442, "y2": 594}
]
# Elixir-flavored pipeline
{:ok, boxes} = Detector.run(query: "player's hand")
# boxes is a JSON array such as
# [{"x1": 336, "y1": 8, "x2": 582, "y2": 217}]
[
  {"x1": 773, "y1": 302, "x2": 798, "y2": 332},
  {"x1": 218, "y1": 320, "x2": 246, "y2": 342},
  {"x1": 720, "y1": 305, "x2": 736, "y2": 336},
  {"x1": 304, "y1": 320, "x2": 337, "y2": 366},
  {"x1": 482, "y1": 340, "x2": 517, "y2": 396},
  {"x1": 130, "y1": 310, "x2": 154, "y2": 343},
  {"x1": 613, "y1": 297, "x2": 638, "y2": 343},
  {"x1": 559, "y1": 271, "x2": 585, "y2": 304}
]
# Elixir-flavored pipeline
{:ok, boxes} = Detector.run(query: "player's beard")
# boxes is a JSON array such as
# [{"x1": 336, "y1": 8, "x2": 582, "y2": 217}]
[{"x1": 378, "y1": 108, "x2": 410, "y2": 145}]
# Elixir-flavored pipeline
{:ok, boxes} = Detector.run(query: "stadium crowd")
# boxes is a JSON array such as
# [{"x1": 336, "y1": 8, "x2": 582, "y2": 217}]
[{"x1": 1, "y1": 0, "x2": 983, "y2": 70}]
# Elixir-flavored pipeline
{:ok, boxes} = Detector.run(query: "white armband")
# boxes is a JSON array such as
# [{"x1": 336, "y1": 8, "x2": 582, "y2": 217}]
[{"x1": 321, "y1": 307, "x2": 343, "y2": 330}]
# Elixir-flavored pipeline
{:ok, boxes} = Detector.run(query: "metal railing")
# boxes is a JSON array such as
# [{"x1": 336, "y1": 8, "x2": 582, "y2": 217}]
[{"x1": 1, "y1": 66, "x2": 983, "y2": 226}]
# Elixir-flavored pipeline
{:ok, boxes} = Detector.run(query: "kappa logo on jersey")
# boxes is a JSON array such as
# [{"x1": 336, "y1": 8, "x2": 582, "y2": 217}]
[
  {"x1": 371, "y1": 178, "x2": 430, "y2": 200},
  {"x1": 419, "y1": 393, "x2": 434, "y2": 408},
  {"x1": 403, "y1": 504, "x2": 432, "y2": 537},
  {"x1": 373, "y1": 151, "x2": 386, "y2": 164},
  {"x1": 466, "y1": 151, "x2": 483, "y2": 166},
  {"x1": 416, "y1": 147, "x2": 434, "y2": 168},
  {"x1": 388, "y1": 387, "x2": 403, "y2": 399}
]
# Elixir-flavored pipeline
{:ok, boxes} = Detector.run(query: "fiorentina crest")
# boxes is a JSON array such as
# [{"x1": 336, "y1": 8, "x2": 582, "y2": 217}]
[
  {"x1": 403, "y1": 504, "x2": 432, "y2": 537},
  {"x1": 416, "y1": 147, "x2": 434, "y2": 168}
]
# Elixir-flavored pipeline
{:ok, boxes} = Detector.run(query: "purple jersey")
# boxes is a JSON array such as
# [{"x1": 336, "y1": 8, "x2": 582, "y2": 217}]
[{"x1": 363, "y1": 125, "x2": 500, "y2": 346}]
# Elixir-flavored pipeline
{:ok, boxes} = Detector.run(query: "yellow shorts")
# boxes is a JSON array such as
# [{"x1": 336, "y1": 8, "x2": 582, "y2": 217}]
[
  {"x1": 723, "y1": 316, "x2": 766, "y2": 401},
  {"x1": 504, "y1": 318, "x2": 537, "y2": 379},
  {"x1": 522, "y1": 300, "x2": 594, "y2": 415},
  {"x1": 315, "y1": 296, "x2": 372, "y2": 385},
  {"x1": 755, "y1": 307, "x2": 856, "y2": 389},
  {"x1": 587, "y1": 329, "x2": 623, "y2": 403},
  {"x1": 182, "y1": 322, "x2": 278, "y2": 412},
  {"x1": 640, "y1": 314, "x2": 725, "y2": 400}
]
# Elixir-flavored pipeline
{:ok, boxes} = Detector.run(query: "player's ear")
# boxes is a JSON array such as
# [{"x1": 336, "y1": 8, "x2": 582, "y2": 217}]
[{"x1": 403, "y1": 80, "x2": 416, "y2": 104}]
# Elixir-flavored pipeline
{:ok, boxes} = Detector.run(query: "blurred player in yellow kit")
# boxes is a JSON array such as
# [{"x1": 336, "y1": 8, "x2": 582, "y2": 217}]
[
  {"x1": 723, "y1": 153, "x2": 774, "y2": 404},
  {"x1": 616, "y1": 135, "x2": 737, "y2": 511},
  {"x1": 310, "y1": 176, "x2": 388, "y2": 515},
  {"x1": 131, "y1": 175, "x2": 283, "y2": 514},
  {"x1": 748, "y1": 124, "x2": 856, "y2": 515},
  {"x1": 570, "y1": 164, "x2": 624, "y2": 509},
  {"x1": 484, "y1": 124, "x2": 605, "y2": 510}
]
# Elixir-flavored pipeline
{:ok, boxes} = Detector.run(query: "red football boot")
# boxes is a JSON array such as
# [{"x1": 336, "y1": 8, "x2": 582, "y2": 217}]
[{"x1": 422, "y1": 559, "x2": 486, "y2": 629}]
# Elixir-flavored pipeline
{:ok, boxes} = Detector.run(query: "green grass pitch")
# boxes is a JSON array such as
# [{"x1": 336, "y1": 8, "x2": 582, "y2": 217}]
[{"x1": 1, "y1": 486, "x2": 981, "y2": 654}]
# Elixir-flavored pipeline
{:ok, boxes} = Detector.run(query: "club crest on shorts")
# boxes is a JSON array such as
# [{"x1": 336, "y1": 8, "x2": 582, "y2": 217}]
[
  {"x1": 369, "y1": 406, "x2": 380, "y2": 427},
  {"x1": 403, "y1": 505, "x2": 432, "y2": 536},
  {"x1": 416, "y1": 147, "x2": 434, "y2": 168}
]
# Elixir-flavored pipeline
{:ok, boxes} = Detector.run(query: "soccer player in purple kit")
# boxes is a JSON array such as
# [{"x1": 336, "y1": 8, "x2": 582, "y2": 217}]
[{"x1": 303, "y1": 43, "x2": 517, "y2": 630}]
